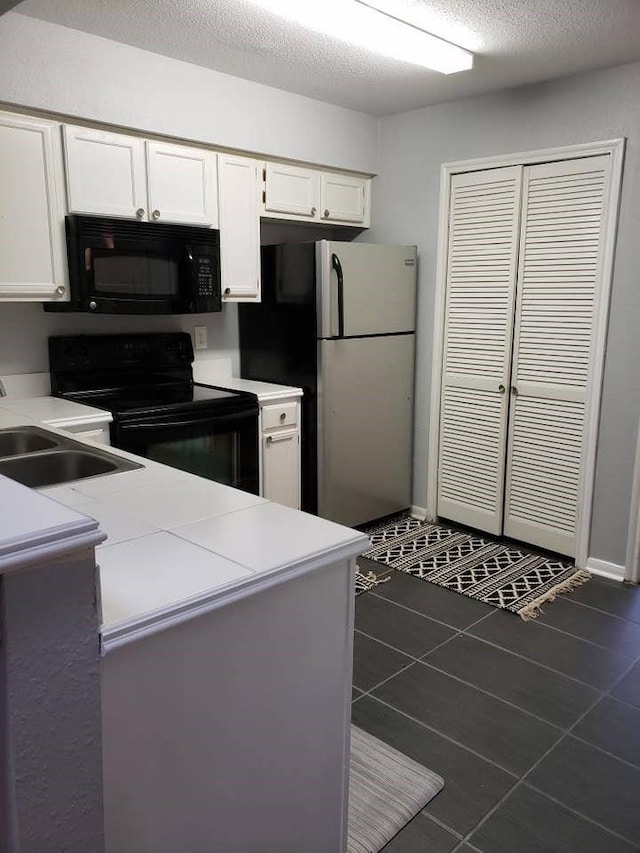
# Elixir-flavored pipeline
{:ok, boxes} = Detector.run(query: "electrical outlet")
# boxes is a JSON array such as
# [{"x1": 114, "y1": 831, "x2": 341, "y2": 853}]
[{"x1": 194, "y1": 326, "x2": 207, "y2": 350}]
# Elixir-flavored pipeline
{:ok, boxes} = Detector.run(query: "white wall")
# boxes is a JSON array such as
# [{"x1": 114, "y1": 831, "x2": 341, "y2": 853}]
[
  {"x1": 0, "y1": 12, "x2": 379, "y2": 381},
  {"x1": 0, "y1": 303, "x2": 240, "y2": 381},
  {"x1": 0, "y1": 13, "x2": 378, "y2": 174},
  {"x1": 370, "y1": 61, "x2": 640, "y2": 567}
]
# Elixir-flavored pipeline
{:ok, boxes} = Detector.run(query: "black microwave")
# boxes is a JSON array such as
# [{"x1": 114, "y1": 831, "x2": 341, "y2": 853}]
[{"x1": 45, "y1": 214, "x2": 221, "y2": 315}]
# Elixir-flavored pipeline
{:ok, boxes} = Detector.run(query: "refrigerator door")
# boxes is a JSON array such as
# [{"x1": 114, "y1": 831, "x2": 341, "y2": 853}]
[
  {"x1": 318, "y1": 334, "x2": 414, "y2": 527},
  {"x1": 316, "y1": 241, "x2": 417, "y2": 338}
]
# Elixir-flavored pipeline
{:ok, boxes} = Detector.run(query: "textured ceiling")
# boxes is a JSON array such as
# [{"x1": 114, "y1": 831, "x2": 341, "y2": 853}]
[{"x1": 14, "y1": 0, "x2": 640, "y2": 116}]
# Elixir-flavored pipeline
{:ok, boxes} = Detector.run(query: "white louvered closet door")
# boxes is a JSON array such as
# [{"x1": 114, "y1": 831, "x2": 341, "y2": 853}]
[
  {"x1": 504, "y1": 155, "x2": 611, "y2": 557},
  {"x1": 437, "y1": 166, "x2": 523, "y2": 535}
]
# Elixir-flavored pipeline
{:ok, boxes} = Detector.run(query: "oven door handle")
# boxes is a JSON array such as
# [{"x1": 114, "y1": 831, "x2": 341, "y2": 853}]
[{"x1": 122, "y1": 410, "x2": 256, "y2": 431}]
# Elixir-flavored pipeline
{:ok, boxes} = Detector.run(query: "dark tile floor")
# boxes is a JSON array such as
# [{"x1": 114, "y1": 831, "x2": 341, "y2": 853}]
[{"x1": 352, "y1": 559, "x2": 640, "y2": 852}]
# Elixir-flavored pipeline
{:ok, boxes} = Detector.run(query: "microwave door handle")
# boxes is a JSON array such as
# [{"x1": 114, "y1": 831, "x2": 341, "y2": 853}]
[{"x1": 331, "y1": 253, "x2": 345, "y2": 339}]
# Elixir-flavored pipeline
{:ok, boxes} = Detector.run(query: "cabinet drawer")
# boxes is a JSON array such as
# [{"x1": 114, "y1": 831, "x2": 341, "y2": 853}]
[{"x1": 262, "y1": 401, "x2": 298, "y2": 430}]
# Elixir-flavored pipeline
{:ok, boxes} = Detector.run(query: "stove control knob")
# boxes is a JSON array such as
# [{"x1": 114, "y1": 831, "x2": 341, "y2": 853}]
[{"x1": 89, "y1": 300, "x2": 97, "y2": 311}]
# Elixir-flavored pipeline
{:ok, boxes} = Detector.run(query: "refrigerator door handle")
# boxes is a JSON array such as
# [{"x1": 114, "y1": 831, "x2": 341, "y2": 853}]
[{"x1": 331, "y1": 252, "x2": 345, "y2": 338}]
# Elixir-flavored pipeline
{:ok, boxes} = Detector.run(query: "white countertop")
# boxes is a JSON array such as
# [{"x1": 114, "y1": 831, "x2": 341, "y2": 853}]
[
  {"x1": 0, "y1": 476, "x2": 105, "y2": 569},
  {"x1": 0, "y1": 396, "x2": 113, "y2": 427},
  {"x1": 0, "y1": 399, "x2": 366, "y2": 644},
  {"x1": 192, "y1": 361, "x2": 302, "y2": 401}
]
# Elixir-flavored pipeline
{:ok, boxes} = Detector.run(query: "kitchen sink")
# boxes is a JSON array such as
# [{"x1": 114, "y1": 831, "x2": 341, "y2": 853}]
[
  {"x1": 0, "y1": 426, "x2": 61, "y2": 457},
  {"x1": 0, "y1": 426, "x2": 142, "y2": 488}
]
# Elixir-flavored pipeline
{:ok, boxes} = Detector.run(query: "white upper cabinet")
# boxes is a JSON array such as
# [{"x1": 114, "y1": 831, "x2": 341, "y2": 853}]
[
  {"x1": 262, "y1": 162, "x2": 370, "y2": 226},
  {"x1": 64, "y1": 126, "x2": 218, "y2": 226},
  {"x1": 0, "y1": 112, "x2": 68, "y2": 302},
  {"x1": 218, "y1": 154, "x2": 261, "y2": 302},
  {"x1": 63, "y1": 126, "x2": 146, "y2": 219},
  {"x1": 263, "y1": 162, "x2": 319, "y2": 218},
  {"x1": 146, "y1": 141, "x2": 218, "y2": 227},
  {"x1": 320, "y1": 173, "x2": 367, "y2": 224}
]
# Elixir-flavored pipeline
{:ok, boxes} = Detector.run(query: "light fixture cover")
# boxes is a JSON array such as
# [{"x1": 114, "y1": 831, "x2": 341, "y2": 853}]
[{"x1": 246, "y1": 0, "x2": 474, "y2": 74}]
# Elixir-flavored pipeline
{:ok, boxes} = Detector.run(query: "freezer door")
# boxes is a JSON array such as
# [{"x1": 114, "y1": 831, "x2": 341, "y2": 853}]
[
  {"x1": 318, "y1": 334, "x2": 414, "y2": 527},
  {"x1": 316, "y1": 241, "x2": 417, "y2": 338}
]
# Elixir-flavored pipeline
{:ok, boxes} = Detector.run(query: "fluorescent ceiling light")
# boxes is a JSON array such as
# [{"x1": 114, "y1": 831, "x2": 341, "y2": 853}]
[{"x1": 246, "y1": 0, "x2": 474, "y2": 74}]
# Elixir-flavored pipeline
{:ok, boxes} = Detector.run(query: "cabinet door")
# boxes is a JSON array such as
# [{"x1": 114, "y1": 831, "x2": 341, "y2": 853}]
[
  {"x1": 262, "y1": 430, "x2": 300, "y2": 509},
  {"x1": 320, "y1": 173, "x2": 367, "y2": 224},
  {"x1": 0, "y1": 112, "x2": 68, "y2": 302},
  {"x1": 503, "y1": 155, "x2": 610, "y2": 558},
  {"x1": 218, "y1": 155, "x2": 260, "y2": 301},
  {"x1": 264, "y1": 163, "x2": 319, "y2": 217},
  {"x1": 437, "y1": 166, "x2": 522, "y2": 535},
  {"x1": 146, "y1": 141, "x2": 218, "y2": 227},
  {"x1": 63, "y1": 125, "x2": 146, "y2": 219}
]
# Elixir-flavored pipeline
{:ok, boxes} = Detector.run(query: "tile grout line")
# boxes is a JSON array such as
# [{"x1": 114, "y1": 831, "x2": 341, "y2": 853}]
[
  {"x1": 370, "y1": 572, "x2": 640, "y2": 661},
  {"x1": 353, "y1": 625, "x2": 467, "y2": 694},
  {"x1": 418, "y1": 810, "x2": 464, "y2": 842},
  {"x1": 370, "y1": 588, "x2": 639, "y2": 695},
  {"x1": 456, "y1": 652, "x2": 640, "y2": 850},
  {"x1": 357, "y1": 604, "x2": 640, "y2": 764},
  {"x1": 354, "y1": 604, "x2": 495, "y2": 697},
  {"x1": 512, "y1": 615, "x2": 640, "y2": 660},
  {"x1": 451, "y1": 841, "x2": 482, "y2": 853},
  {"x1": 460, "y1": 625, "x2": 633, "y2": 692},
  {"x1": 369, "y1": 587, "x2": 495, "y2": 633},
  {"x1": 359, "y1": 693, "x2": 520, "y2": 781},
  {"x1": 409, "y1": 657, "x2": 576, "y2": 736},
  {"x1": 561, "y1": 593, "x2": 640, "y2": 629}
]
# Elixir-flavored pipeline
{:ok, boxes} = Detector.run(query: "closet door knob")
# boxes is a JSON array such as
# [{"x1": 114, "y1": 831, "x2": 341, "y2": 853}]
[
  {"x1": 511, "y1": 385, "x2": 519, "y2": 396},
  {"x1": 498, "y1": 384, "x2": 505, "y2": 394}
]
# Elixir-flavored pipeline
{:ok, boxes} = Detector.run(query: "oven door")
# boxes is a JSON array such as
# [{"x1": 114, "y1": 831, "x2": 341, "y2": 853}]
[{"x1": 113, "y1": 406, "x2": 259, "y2": 494}]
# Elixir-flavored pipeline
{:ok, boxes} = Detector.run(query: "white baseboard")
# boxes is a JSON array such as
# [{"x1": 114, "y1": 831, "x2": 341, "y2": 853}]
[
  {"x1": 586, "y1": 558, "x2": 625, "y2": 582},
  {"x1": 410, "y1": 505, "x2": 427, "y2": 520}
]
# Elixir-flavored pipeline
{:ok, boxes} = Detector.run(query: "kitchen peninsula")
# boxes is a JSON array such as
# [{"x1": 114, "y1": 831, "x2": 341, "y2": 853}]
[{"x1": 0, "y1": 401, "x2": 368, "y2": 853}]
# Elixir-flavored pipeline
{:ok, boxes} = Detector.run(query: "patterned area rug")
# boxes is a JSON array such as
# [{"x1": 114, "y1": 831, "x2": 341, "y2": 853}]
[
  {"x1": 362, "y1": 514, "x2": 591, "y2": 620},
  {"x1": 355, "y1": 567, "x2": 390, "y2": 596}
]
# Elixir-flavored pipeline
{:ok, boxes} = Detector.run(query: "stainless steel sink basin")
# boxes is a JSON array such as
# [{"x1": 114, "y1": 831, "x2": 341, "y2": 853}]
[
  {"x1": 0, "y1": 426, "x2": 142, "y2": 488},
  {"x1": 0, "y1": 426, "x2": 61, "y2": 457}
]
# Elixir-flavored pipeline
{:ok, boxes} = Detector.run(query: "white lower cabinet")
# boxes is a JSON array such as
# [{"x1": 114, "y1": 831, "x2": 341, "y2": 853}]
[
  {"x1": 259, "y1": 396, "x2": 301, "y2": 510},
  {"x1": 262, "y1": 430, "x2": 300, "y2": 510}
]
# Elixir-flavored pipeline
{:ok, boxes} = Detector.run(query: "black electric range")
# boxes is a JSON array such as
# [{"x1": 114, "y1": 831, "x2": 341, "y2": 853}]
[{"x1": 49, "y1": 333, "x2": 259, "y2": 494}]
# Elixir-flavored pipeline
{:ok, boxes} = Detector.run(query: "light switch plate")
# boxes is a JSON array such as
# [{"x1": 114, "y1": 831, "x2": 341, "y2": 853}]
[{"x1": 194, "y1": 326, "x2": 207, "y2": 350}]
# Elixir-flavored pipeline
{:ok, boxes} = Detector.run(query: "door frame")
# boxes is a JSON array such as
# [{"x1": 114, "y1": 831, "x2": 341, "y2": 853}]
[
  {"x1": 624, "y1": 421, "x2": 640, "y2": 583},
  {"x1": 426, "y1": 138, "x2": 625, "y2": 569}
]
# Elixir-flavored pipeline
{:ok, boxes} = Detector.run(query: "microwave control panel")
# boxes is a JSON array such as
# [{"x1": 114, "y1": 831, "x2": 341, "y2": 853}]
[{"x1": 192, "y1": 254, "x2": 221, "y2": 312}]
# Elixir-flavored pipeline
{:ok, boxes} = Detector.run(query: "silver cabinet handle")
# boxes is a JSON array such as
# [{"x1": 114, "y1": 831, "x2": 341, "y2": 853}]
[
  {"x1": 224, "y1": 287, "x2": 231, "y2": 296},
  {"x1": 498, "y1": 384, "x2": 505, "y2": 394},
  {"x1": 266, "y1": 433, "x2": 295, "y2": 444},
  {"x1": 323, "y1": 209, "x2": 330, "y2": 218},
  {"x1": 152, "y1": 209, "x2": 160, "y2": 220},
  {"x1": 279, "y1": 412, "x2": 286, "y2": 422},
  {"x1": 311, "y1": 206, "x2": 317, "y2": 216},
  {"x1": 55, "y1": 285, "x2": 66, "y2": 296},
  {"x1": 511, "y1": 386, "x2": 519, "y2": 396},
  {"x1": 136, "y1": 208, "x2": 145, "y2": 219}
]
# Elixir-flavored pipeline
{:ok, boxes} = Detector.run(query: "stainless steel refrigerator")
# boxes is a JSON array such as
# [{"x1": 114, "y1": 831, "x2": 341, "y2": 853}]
[{"x1": 239, "y1": 240, "x2": 417, "y2": 527}]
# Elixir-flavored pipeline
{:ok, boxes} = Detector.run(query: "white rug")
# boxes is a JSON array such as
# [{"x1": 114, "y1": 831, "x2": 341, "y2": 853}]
[{"x1": 348, "y1": 725, "x2": 444, "y2": 853}]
